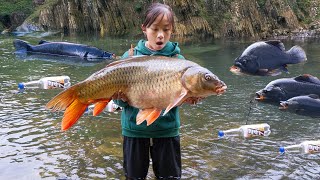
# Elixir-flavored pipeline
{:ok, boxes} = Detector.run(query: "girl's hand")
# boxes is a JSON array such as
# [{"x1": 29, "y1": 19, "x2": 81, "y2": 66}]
[{"x1": 112, "y1": 90, "x2": 129, "y2": 103}]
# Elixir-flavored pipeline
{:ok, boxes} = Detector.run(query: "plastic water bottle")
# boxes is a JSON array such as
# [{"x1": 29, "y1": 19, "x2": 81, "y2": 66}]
[
  {"x1": 106, "y1": 100, "x2": 121, "y2": 112},
  {"x1": 218, "y1": 123, "x2": 271, "y2": 139},
  {"x1": 18, "y1": 76, "x2": 71, "y2": 90},
  {"x1": 279, "y1": 140, "x2": 320, "y2": 154}
]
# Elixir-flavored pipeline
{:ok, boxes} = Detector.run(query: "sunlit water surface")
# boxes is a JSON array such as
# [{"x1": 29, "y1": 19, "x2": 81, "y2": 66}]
[{"x1": 0, "y1": 33, "x2": 319, "y2": 179}]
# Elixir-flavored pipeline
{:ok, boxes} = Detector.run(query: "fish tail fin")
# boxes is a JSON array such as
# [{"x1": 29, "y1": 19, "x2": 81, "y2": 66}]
[
  {"x1": 46, "y1": 85, "x2": 78, "y2": 111},
  {"x1": 13, "y1": 39, "x2": 31, "y2": 52},
  {"x1": 46, "y1": 85, "x2": 88, "y2": 131},
  {"x1": 287, "y1": 45, "x2": 307, "y2": 63},
  {"x1": 62, "y1": 99, "x2": 88, "y2": 131}
]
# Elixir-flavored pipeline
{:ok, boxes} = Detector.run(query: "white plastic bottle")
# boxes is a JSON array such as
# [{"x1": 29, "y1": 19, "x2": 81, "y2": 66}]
[
  {"x1": 18, "y1": 76, "x2": 71, "y2": 90},
  {"x1": 106, "y1": 100, "x2": 121, "y2": 112},
  {"x1": 279, "y1": 140, "x2": 320, "y2": 154},
  {"x1": 85, "y1": 100, "x2": 121, "y2": 113},
  {"x1": 218, "y1": 123, "x2": 271, "y2": 139}
]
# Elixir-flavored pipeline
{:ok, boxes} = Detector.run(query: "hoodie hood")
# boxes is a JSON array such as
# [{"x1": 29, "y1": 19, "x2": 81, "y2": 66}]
[{"x1": 135, "y1": 39, "x2": 181, "y2": 57}]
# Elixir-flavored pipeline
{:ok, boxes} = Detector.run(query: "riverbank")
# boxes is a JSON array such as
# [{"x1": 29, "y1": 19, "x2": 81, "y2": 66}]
[{"x1": 1, "y1": 0, "x2": 320, "y2": 39}]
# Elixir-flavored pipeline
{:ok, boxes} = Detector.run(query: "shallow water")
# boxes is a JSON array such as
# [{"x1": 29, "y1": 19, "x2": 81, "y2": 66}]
[{"x1": 0, "y1": 33, "x2": 319, "y2": 179}]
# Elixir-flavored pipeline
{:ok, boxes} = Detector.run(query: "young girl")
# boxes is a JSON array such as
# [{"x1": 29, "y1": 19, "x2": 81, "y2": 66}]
[{"x1": 115, "y1": 3, "x2": 184, "y2": 179}]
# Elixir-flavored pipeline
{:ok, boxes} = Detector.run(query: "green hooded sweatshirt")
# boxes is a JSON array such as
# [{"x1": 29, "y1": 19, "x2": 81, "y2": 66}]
[{"x1": 115, "y1": 39, "x2": 184, "y2": 138}]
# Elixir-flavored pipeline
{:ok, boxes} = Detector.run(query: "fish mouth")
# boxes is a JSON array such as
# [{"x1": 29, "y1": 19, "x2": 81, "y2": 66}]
[
  {"x1": 230, "y1": 65, "x2": 242, "y2": 75},
  {"x1": 215, "y1": 85, "x2": 227, "y2": 95},
  {"x1": 255, "y1": 93, "x2": 266, "y2": 101},
  {"x1": 279, "y1": 102, "x2": 288, "y2": 110}
]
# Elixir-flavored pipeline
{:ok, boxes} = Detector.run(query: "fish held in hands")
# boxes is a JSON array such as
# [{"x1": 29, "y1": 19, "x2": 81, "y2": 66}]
[{"x1": 46, "y1": 56, "x2": 227, "y2": 131}]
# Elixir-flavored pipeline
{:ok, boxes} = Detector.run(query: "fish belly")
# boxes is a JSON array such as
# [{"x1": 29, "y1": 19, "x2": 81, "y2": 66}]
[{"x1": 127, "y1": 81, "x2": 183, "y2": 109}]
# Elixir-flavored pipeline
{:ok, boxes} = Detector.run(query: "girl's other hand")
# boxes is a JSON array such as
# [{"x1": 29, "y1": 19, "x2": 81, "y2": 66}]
[
  {"x1": 183, "y1": 97, "x2": 203, "y2": 105},
  {"x1": 112, "y1": 90, "x2": 129, "y2": 103}
]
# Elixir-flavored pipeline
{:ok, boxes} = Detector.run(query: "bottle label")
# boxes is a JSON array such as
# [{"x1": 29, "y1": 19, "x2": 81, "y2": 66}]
[
  {"x1": 47, "y1": 80, "x2": 66, "y2": 89},
  {"x1": 247, "y1": 128, "x2": 265, "y2": 137},
  {"x1": 308, "y1": 144, "x2": 320, "y2": 153}
]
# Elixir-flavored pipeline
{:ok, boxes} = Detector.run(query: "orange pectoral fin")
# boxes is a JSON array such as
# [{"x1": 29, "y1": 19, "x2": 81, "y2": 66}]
[
  {"x1": 61, "y1": 98, "x2": 88, "y2": 131},
  {"x1": 93, "y1": 100, "x2": 110, "y2": 116},
  {"x1": 163, "y1": 88, "x2": 188, "y2": 115}
]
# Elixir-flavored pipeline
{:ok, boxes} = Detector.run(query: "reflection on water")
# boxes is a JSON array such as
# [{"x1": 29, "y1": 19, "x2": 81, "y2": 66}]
[{"x1": 0, "y1": 34, "x2": 319, "y2": 179}]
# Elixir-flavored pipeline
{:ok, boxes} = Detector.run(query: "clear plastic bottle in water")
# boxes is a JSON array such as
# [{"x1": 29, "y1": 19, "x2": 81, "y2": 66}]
[
  {"x1": 18, "y1": 76, "x2": 71, "y2": 90},
  {"x1": 218, "y1": 123, "x2": 271, "y2": 139},
  {"x1": 85, "y1": 100, "x2": 121, "y2": 113},
  {"x1": 279, "y1": 140, "x2": 320, "y2": 154}
]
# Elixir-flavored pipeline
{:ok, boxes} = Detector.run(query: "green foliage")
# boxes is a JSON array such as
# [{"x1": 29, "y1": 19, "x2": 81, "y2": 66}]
[
  {"x1": 296, "y1": 0, "x2": 311, "y2": 15},
  {"x1": 0, "y1": 0, "x2": 34, "y2": 16},
  {"x1": 0, "y1": 22, "x2": 4, "y2": 31},
  {"x1": 257, "y1": 0, "x2": 267, "y2": 8},
  {"x1": 26, "y1": 0, "x2": 59, "y2": 22},
  {"x1": 288, "y1": 0, "x2": 314, "y2": 23}
]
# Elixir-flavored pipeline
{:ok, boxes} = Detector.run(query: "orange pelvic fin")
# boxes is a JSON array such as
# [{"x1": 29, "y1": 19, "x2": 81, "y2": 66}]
[
  {"x1": 93, "y1": 100, "x2": 110, "y2": 116},
  {"x1": 61, "y1": 98, "x2": 88, "y2": 131},
  {"x1": 146, "y1": 109, "x2": 161, "y2": 126},
  {"x1": 136, "y1": 108, "x2": 161, "y2": 126},
  {"x1": 163, "y1": 88, "x2": 188, "y2": 115},
  {"x1": 136, "y1": 109, "x2": 152, "y2": 125}
]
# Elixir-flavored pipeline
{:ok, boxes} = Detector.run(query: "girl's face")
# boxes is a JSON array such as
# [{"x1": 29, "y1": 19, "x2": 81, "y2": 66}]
[{"x1": 142, "y1": 14, "x2": 173, "y2": 51}]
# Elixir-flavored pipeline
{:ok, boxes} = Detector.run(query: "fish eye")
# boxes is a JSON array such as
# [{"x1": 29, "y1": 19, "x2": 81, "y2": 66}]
[{"x1": 204, "y1": 74, "x2": 212, "y2": 81}]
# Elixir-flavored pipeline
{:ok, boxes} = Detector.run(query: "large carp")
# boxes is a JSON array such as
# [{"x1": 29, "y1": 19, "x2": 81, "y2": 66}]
[
  {"x1": 256, "y1": 74, "x2": 320, "y2": 103},
  {"x1": 230, "y1": 40, "x2": 307, "y2": 76},
  {"x1": 14, "y1": 39, "x2": 115, "y2": 60},
  {"x1": 46, "y1": 56, "x2": 227, "y2": 131}
]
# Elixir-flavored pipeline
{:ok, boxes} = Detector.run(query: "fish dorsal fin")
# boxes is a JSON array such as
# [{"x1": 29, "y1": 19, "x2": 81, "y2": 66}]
[
  {"x1": 105, "y1": 55, "x2": 167, "y2": 68},
  {"x1": 265, "y1": 40, "x2": 285, "y2": 51},
  {"x1": 82, "y1": 52, "x2": 89, "y2": 58},
  {"x1": 39, "y1": 40, "x2": 49, "y2": 44},
  {"x1": 294, "y1": 74, "x2": 320, "y2": 85},
  {"x1": 86, "y1": 57, "x2": 150, "y2": 79},
  {"x1": 308, "y1": 94, "x2": 320, "y2": 99}
]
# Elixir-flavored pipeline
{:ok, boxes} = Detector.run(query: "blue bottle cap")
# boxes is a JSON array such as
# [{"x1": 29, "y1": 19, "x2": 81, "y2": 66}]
[
  {"x1": 279, "y1": 147, "x2": 285, "y2": 154},
  {"x1": 218, "y1": 130, "x2": 224, "y2": 138},
  {"x1": 18, "y1": 83, "x2": 25, "y2": 89}
]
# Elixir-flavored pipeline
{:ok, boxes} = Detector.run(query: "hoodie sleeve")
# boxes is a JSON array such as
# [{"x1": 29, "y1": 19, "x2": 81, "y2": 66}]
[
  {"x1": 121, "y1": 50, "x2": 130, "y2": 59},
  {"x1": 176, "y1": 54, "x2": 185, "y2": 59}
]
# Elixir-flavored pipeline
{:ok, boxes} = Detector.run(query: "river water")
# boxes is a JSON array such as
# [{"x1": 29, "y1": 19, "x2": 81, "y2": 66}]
[{"x1": 0, "y1": 33, "x2": 319, "y2": 179}]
